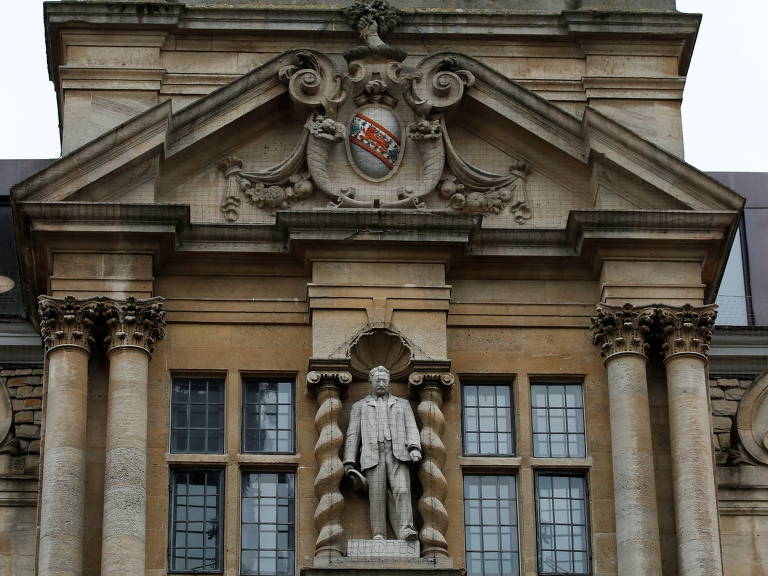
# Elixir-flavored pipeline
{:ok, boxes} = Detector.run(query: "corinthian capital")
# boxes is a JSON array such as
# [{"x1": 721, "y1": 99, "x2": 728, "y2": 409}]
[
  {"x1": 38, "y1": 295, "x2": 101, "y2": 354},
  {"x1": 102, "y1": 297, "x2": 166, "y2": 356},
  {"x1": 591, "y1": 303, "x2": 655, "y2": 361},
  {"x1": 657, "y1": 303, "x2": 716, "y2": 360}
]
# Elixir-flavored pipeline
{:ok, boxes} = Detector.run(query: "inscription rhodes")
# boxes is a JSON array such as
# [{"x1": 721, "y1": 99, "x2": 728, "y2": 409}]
[{"x1": 347, "y1": 539, "x2": 420, "y2": 558}]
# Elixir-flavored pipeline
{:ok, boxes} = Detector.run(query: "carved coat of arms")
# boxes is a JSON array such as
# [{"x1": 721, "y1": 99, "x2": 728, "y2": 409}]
[{"x1": 347, "y1": 107, "x2": 404, "y2": 180}]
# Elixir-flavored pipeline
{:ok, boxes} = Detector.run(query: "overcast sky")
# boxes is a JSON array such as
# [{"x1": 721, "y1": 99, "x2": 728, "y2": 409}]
[{"x1": 0, "y1": 0, "x2": 765, "y2": 172}]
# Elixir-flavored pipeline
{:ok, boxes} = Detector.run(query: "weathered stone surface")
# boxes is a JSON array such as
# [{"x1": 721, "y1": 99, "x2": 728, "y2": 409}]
[
  {"x1": 711, "y1": 399, "x2": 738, "y2": 417},
  {"x1": 717, "y1": 378, "x2": 740, "y2": 388},
  {"x1": 347, "y1": 539, "x2": 419, "y2": 558},
  {"x1": 713, "y1": 416, "x2": 734, "y2": 434},
  {"x1": 15, "y1": 425, "x2": 40, "y2": 440},
  {"x1": 717, "y1": 433, "x2": 732, "y2": 450},
  {"x1": 724, "y1": 387, "x2": 745, "y2": 401},
  {"x1": 709, "y1": 387, "x2": 725, "y2": 399},
  {"x1": 13, "y1": 412, "x2": 33, "y2": 424}
]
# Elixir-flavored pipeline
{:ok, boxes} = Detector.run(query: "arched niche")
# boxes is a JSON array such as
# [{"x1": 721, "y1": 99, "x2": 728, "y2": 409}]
[
  {"x1": 736, "y1": 370, "x2": 768, "y2": 465},
  {"x1": 347, "y1": 327, "x2": 415, "y2": 380}
]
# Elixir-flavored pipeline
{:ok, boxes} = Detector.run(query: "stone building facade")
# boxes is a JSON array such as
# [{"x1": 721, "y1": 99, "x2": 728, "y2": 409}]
[{"x1": 3, "y1": 0, "x2": 767, "y2": 575}]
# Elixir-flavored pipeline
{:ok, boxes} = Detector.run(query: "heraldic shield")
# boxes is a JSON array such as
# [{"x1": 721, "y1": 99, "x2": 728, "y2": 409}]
[{"x1": 347, "y1": 105, "x2": 404, "y2": 181}]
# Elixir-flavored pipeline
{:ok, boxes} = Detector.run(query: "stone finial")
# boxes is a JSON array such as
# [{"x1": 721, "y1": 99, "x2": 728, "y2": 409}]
[
  {"x1": 591, "y1": 303, "x2": 655, "y2": 360},
  {"x1": 38, "y1": 295, "x2": 101, "y2": 354},
  {"x1": 340, "y1": 0, "x2": 403, "y2": 50},
  {"x1": 657, "y1": 303, "x2": 717, "y2": 360},
  {"x1": 102, "y1": 296, "x2": 166, "y2": 356}
]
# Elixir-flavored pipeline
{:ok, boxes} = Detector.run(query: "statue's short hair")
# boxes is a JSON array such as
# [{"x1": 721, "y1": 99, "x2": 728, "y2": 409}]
[{"x1": 368, "y1": 365, "x2": 390, "y2": 380}]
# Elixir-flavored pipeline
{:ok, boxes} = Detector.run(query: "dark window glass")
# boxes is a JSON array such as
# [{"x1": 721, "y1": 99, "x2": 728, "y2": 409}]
[
  {"x1": 531, "y1": 384, "x2": 586, "y2": 458},
  {"x1": 536, "y1": 474, "x2": 590, "y2": 575},
  {"x1": 464, "y1": 475, "x2": 519, "y2": 576},
  {"x1": 169, "y1": 470, "x2": 223, "y2": 573},
  {"x1": 242, "y1": 379, "x2": 294, "y2": 453},
  {"x1": 171, "y1": 378, "x2": 225, "y2": 454},
  {"x1": 462, "y1": 382, "x2": 514, "y2": 456},
  {"x1": 241, "y1": 472, "x2": 295, "y2": 576}
]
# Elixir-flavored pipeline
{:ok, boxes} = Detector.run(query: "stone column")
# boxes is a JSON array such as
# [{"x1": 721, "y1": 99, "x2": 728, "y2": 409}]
[
  {"x1": 307, "y1": 370, "x2": 352, "y2": 562},
  {"x1": 592, "y1": 303, "x2": 662, "y2": 575},
  {"x1": 408, "y1": 371, "x2": 455, "y2": 562},
  {"x1": 658, "y1": 304, "x2": 723, "y2": 576},
  {"x1": 100, "y1": 297, "x2": 165, "y2": 576},
  {"x1": 37, "y1": 296, "x2": 100, "y2": 576}
]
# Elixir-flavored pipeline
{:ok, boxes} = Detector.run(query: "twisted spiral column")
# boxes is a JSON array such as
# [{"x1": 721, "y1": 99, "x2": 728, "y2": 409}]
[
  {"x1": 307, "y1": 370, "x2": 351, "y2": 559},
  {"x1": 408, "y1": 371, "x2": 455, "y2": 560}
]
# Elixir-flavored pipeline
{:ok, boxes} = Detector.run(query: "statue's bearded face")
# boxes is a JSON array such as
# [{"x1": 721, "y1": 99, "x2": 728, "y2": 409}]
[{"x1": 370, "y1": 368, "x2": 390, "y2": 396}]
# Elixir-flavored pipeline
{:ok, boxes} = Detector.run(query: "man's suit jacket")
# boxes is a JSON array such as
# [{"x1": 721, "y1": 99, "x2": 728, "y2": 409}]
[{"x1": 343, "y1": 394, "x2": 421, "y2": 472}]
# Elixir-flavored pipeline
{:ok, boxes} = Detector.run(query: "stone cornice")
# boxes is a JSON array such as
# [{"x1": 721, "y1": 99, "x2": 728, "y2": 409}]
[
  {"x1": 591, "y1": 303, "x2": 654, "y2": 361},
  {"x1": 38, "y1": 295, "x2": 100, "y2": 354},
  {"x1": 658, "y1": 303, "x2": 717, "y2": 361},
  {"x1": 102, "y1": 296, "x2": 166, "y2": 356}
]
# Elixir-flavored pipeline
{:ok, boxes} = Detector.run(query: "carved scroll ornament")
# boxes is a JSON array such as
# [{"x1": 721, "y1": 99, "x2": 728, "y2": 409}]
[
  {"x1": 591, "y1": 303, "x2": 655, "y2": 360},
  {"x1": 657, "y1": 303, "x2": 717, "y2": 360},
  {"x1": 101, "y1": 296, "x2": 166, "y2": 355},
  {"x1": 39, "y1": 295, "x2": 101, "y2": 353}
]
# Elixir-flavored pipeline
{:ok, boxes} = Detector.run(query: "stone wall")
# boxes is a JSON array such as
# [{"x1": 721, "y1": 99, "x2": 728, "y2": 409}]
[
  {"x1": 0, "y1": 368, "x2": 42, "y2": 576},
  {"x1": 709, "y1": 377, "x2": 751, "y2": 465},
  {"x1": 1, "y1": 368, "x2": 44, "y2": 456}
]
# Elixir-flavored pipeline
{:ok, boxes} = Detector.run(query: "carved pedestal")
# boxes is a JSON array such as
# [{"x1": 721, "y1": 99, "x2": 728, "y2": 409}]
[
  {"x1": 408, "y1": 371, "x2": 454, "y2": 562},
  {"x1": 307, "y1": 370, "x2": 352, "y2": 560}
]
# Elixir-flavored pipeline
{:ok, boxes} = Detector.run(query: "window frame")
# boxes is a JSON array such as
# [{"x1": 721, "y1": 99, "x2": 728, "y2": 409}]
[
  {"x1": 169, "y1": 375, "x2": 226, "y2": 455},
  {"x1": 460, "y1": 378, "x2": 516, "y2": 457},
  {"x1": 533, "y1": 471, "x2": 592, "y2": 576},
  {"x1": 239, "y1": 470, "x2": 297, "y2": 576},
  {"x1": 167, "y1": 468, "x2": 226, "y2": 574},
  {"x1": 529, "y1": 381, "x2": 587, "y2": 459},
  {"x1": 462, "y1": 473, "x2": 522, "y2": 576},
  {"x1": 241, "y1": 376, "x2": 296, "y2": 455}
]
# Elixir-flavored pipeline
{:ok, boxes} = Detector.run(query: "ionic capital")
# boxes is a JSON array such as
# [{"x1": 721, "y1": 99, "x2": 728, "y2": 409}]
[
  {"x1": 102, "y1": 297, "x2": 166, "y2": 356},
  {"x1": 38, "y1": 295, "x2": 100, "y2": 354},
  {"x1": 591, "y1": 303, "x2": 655, "y2": 361},
  {"x1": 657, "y1": 303, "x2": 716, "y2": 361},
  {"x1": 306, "y1": 370, "x2": 352, "y2": 396},
  {"x1": 408, "y1": 372, "x2": 455, "y2": 395}
]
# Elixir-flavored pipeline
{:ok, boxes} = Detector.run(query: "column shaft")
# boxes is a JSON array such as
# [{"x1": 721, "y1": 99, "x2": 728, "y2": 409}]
[
  {"x1": 38, "y1": 347, "x2": 89, "y2": 576},
  {"x1": 101, "y1": 347, "x2": 150, "y2": 576},
  {"x1": 666, "y1": 354, "x2": 723, "y2": 576},
  {"x1": 605, "y1": 353, "x2": 662, "y2": 574}
]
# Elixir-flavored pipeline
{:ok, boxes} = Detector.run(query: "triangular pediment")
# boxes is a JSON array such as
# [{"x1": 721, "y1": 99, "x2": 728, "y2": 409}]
[{"x1": 13, "y1": 47, "x2": 743, "y2": 229}]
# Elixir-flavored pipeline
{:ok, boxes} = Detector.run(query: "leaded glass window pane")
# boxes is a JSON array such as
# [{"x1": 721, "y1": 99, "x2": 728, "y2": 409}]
[
  {"x1": 536, "y1": 474, "x2": 590, "y2": 575},
  {"x1": 531, "y1": 384, "x2": 586, "y2": 458},
  {"x1": 462, "y1": 383, "x2": 515, "y2": 456},
  {"x1": 171, "y1": 378, "x2": 225, "y2": 454},
  {"x1": 241, "y1": 472, "x2": 295, "y2": 576},
  {"x1": 169, "y1": 470, "x2": 223, "y2": 573},
  {"x1": 464, "y1": 475, "x2": 519, "y2": 576},
  {"x1": 242, "y1": 379, "x2": 294, "y2": 453}
]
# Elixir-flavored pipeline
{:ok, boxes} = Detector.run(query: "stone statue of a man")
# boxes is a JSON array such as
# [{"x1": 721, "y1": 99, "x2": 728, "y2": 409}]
[{"x1": 343, "y1": 365, "x2": 422, "y2": 541}]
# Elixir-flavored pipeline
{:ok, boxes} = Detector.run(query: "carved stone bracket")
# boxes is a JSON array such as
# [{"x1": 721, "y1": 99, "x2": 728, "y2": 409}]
[
  {"x1": 38, "y1": 295, "x2": 101, "y2": 354},
  {"x1": 657, "y1": 303, "x2": 717, "y2": 361},
  {"x1": 307, "y1": 370, "x2": 353, "y2": 559},
  {"x1": 408, "y1": 370, "x2": 455, "y2": 560},
  {"x1": 591, "y1": 303, "x2": 655, "y2": 361},
  {"x1": 101, "y1": 296, "x2": 166, "y2": 356},
  {"x1": 279, "y1": 51, "x2": 350, "y2": 117}
]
